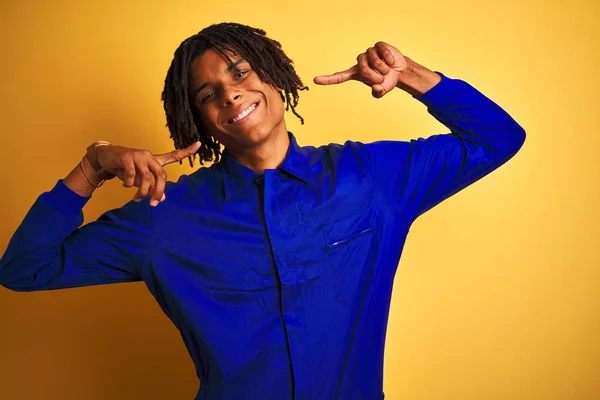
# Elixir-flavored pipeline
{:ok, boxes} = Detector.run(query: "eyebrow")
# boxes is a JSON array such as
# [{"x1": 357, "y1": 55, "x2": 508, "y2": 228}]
[{"x1": 193, "y1": 59, "x2": 248, "y2": 98}]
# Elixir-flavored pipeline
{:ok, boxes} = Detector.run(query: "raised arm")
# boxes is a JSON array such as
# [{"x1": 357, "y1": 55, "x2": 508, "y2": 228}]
[
  {"x1": 315, "y1": 42, "x2": 525, "y2": 223},
  {"x1": 0, "y1": 141, "x2": 200, "y2": 292}
]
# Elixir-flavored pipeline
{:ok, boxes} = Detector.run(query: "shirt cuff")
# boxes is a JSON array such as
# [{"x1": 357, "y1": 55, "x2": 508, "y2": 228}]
[
  {"x1": 412, "y1": 71, "x2": 463, "y2": 109},
  {"x1": 40, "y1": 179, "x2": 91, "y2": 216}
]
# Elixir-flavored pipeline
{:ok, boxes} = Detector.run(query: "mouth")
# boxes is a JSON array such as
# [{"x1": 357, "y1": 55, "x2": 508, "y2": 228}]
[{"x1": 227, "y1": 101, "x2": 259, "y2": 125}]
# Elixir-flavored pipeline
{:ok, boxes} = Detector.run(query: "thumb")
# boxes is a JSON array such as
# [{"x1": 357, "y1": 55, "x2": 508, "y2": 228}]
[
  {"x1": 156, "y1": 141, "x2": 201, "y2": 166},
  {"x1": 371, "y1": 73, "x2": 398, "y2": 98}
]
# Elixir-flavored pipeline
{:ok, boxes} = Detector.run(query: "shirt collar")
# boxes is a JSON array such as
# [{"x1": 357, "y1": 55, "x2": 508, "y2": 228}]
[{"x1": 219, "y1": 131, "x2": 316, "y2": 201}]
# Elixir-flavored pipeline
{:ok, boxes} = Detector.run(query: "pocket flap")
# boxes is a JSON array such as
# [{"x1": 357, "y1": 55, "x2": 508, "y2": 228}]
[{"x1": 322, "y1": 209, "x2": 377, "y2": 249}]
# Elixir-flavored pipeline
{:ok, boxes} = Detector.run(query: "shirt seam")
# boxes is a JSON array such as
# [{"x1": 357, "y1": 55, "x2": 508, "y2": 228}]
[{"x1": 359, "y1": 143, "x2": 412, "y2": 231}]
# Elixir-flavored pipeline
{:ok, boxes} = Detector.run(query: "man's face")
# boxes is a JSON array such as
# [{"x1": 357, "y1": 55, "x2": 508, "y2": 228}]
[{"x1": 188, "y1": 49, "x2": 287, "y2": 154}]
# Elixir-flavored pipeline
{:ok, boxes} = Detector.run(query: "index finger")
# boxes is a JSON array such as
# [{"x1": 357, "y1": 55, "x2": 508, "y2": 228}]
[
  {"x1": 313, "y1": 65, "x2": 357, "y2": 85},
  {"x1": 156, "y1": 141, "x2": 201, "y2": 166}
]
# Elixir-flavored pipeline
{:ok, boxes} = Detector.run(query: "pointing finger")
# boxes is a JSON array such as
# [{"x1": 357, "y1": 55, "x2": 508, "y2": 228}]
[
  {"x1": 313, "y1": 65, "x2": 357, "y2": 85},
  {"x1": 156, "y1": 141, "x2": 201, "y2": 166}
]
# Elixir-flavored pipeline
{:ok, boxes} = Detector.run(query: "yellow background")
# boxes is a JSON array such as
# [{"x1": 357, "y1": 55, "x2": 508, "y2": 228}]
[{"x1": 0, "y1": 0, "x2": 598, "y2": 399}]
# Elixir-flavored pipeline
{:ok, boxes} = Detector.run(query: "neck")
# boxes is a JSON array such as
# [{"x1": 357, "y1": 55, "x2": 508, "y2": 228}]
[{"x1": 227, "y1": 128, "x2": 290, "y2": 174}]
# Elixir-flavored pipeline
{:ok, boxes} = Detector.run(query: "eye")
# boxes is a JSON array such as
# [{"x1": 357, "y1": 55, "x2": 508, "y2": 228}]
[
  {"x1": 234, "y1": 70, "x2": 248, "y2": 80},
  {"x1": 202, "y1": 91, "x2": 216, "y2": 103}
]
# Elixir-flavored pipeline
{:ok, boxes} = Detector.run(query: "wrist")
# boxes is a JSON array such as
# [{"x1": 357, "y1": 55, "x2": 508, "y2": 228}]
[
  {"x1": 80, "y1": 156, "x2": 105, "y2": 189},
  {"x1": 86, "y1": 141, "x2": 116, "y2": 181},
  {"x1": 85, "y1": 142, "x2": 102, "y2": 171},
  {"x1": 396, "y1": 57, "x2": 442, "y2": 96}
]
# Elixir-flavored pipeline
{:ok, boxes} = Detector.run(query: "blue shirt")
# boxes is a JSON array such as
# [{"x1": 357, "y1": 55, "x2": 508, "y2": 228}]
[{"x1": 0, "y1": 72, "x2": 525, "y2": 400}]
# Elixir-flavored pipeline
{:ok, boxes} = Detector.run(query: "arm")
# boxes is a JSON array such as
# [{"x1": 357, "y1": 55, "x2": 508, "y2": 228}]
[
  {"x1": 0, "y1": 141, "x2": 201, "y2": 292},
  {"x1": 0, "y1": 179, "x2": 153, "y2": 292},
  {"x1": 364, "y1": 60, "x2": 525, "y2": 222},
  {"x1": 315, "y1": 43, "x2": 525, "y2": 223}
]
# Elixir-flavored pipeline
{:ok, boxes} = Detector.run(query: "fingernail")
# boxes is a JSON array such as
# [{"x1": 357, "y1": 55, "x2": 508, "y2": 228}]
[
  {"x1": 160, "y1": 193, "x2": 166, "y2": 201},
  {"x1": 150, "y1": 200, "x2": 158, "y2": 207}
]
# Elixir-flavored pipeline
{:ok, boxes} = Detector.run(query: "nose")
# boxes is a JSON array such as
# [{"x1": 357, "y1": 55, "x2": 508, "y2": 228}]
[{"x1": 223, "y1": 87, "x2": 242, "y2": 106}]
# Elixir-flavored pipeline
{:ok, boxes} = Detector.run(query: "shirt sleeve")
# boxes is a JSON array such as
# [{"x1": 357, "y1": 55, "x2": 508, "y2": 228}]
[
  {"x1": 361, "y1": 71, "x2": 526, "y2": 224},
  {"x1": 0, "y1": 179, "x2": 154, "y2": 292}
]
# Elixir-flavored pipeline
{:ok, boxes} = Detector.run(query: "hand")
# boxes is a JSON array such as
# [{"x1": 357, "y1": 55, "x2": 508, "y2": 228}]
[
  {"x1": 313, "y1": 42, "x2": 410, "y2": 98},
  {"x1": 92, "y1": 141, "x2": 201, "y2": 206}
]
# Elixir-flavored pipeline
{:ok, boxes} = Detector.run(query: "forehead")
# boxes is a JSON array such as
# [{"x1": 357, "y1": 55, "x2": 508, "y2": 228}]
[{"x1": 188, "y1": 49, "x2": 243, "y2": 84}]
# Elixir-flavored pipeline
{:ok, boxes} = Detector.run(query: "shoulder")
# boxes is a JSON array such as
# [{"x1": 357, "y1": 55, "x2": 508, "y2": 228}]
[
  {"x1": 163, "y1": 163, "x2": 222, "y2": 204},
  {"x1": 306, "y1": 139, "x2": 371, "y2": 171}
]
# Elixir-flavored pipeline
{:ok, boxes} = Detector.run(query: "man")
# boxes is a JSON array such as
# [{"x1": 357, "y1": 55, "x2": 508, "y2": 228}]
[{"x1": 0, "y1": 22, "x2": 525, "y2": 400}]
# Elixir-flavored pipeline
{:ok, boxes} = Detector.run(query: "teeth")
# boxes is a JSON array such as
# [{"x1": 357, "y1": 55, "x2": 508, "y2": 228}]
[{"x1": 232, "y1": 103, "x2": 256, "y2": 123}]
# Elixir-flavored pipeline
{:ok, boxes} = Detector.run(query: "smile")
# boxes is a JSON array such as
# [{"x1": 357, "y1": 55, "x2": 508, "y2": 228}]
[{"x1": 228, "y1": 102, "x2": 259, "y2": 125}]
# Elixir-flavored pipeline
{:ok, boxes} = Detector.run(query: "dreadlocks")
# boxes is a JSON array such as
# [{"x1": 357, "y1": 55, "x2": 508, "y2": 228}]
[{"x1": 161, "y1": 22, "x2": 308, "y2": 167}]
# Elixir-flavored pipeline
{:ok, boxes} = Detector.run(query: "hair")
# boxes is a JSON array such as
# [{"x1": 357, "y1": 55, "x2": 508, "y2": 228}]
[{"x1": 161, "y1": 22, "x2": 308, "y2": 167}]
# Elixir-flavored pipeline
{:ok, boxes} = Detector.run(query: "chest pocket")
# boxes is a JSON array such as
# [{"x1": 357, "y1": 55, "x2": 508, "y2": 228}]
[{"x1": 322, "y1": 209, "x2": 378, "y2": 305}]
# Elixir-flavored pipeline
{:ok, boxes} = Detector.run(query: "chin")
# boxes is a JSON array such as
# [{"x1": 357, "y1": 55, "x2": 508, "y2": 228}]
[
  {"x1": 240, "y1": 127, "x2": 274, "y2": 147},
  {"x1": 216, "y1": 126, "x2": 270, "y2": 151}
]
